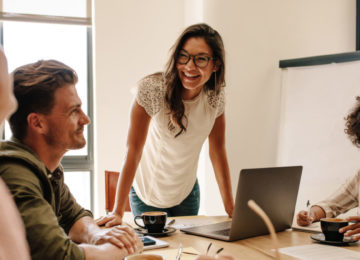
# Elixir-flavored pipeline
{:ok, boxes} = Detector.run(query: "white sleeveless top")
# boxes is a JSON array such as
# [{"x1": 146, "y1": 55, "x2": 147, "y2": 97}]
[{"x1": 133, "y1": 73, "x2": 225, "y2": 208}]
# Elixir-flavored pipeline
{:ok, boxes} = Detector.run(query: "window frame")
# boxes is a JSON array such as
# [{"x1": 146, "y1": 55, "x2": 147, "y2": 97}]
[
  {"x1": 357, "y1": 0, "x2": 360, "y2": 51},
  {"x1": 0, "y1": 0, "x2": 94, "y2": 210}
]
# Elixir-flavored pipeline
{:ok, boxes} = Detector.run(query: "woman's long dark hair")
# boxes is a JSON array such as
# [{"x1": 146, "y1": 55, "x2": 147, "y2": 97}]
[{"x1": 164, "y1": 23, "x2": 226, "y2": 137}]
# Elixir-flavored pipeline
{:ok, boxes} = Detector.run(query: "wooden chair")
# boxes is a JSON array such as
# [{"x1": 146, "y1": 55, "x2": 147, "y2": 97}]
[{"x1": 105, "y1": 170, "x2": 131, "y2": 213}]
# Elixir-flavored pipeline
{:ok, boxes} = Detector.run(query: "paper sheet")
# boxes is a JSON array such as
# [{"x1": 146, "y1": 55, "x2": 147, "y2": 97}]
[
  {"x1": 291, "y1": 222, "x2": 321, "y2": 233},
  {"x1": 279, "y1": 244, "x2": 360, "y2": 260}
]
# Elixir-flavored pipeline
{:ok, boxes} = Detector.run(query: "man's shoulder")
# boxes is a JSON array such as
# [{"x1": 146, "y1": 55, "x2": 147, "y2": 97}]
[
  {"x1": 0, "y1": 140, "x2": 47, "y2": 173},
  {"x1": 0, "y1": 159, "x2": 41, "y2": 181},
  {"x1": 0, "y1": 140, "x2": 50, "y2": 192}
]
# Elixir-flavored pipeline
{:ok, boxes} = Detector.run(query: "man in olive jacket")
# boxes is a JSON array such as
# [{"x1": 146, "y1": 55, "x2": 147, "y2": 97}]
[{"x1": 0, "y1": 60, "x2": 142, "y2": 260}]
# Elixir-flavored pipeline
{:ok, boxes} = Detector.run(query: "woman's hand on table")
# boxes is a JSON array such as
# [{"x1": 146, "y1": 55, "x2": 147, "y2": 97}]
[
  {"x1": 96, "y1": 212, "x2": 123, "y2": 227},
  {"x1": 225, "y1": 202, "x2": 234, "y2": 218}
]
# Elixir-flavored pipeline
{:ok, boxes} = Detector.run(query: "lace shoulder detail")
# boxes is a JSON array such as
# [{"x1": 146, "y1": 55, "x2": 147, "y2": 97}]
[
  {"x1": 207, "y1": 87, "x2": 225, "y2": 117},
  {"x1": 136, "y1": 73, "x2": 166, "y2": 116}
]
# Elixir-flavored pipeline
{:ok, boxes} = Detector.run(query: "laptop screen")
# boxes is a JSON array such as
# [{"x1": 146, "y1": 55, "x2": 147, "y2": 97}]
[
  {"x1": 230, "y1": 166, "x2": 302, "y2": 240},
  {"x1": 180, "y1": 166, "x2": 302, "y2": 241}
]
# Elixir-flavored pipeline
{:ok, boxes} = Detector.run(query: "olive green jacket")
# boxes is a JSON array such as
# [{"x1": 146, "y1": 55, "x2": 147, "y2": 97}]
[{"x1": 0, "y1": 139, "x2": 92, "y2": 260}]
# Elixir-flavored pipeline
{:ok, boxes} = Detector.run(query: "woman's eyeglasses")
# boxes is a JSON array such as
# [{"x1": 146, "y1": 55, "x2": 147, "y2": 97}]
[{"x1": 176, "y1": 50, "x2": 213, "y2": 68}]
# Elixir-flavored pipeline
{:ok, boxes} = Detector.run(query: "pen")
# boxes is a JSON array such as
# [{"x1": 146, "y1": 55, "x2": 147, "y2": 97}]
[
  {"x1": 206, "y1": 243, "x2": 212, "y2": 255},
  {"x1": 306, "y1": 200, "x2": 311, "y2": 221},
  {"x1": 176, "y1": 243, "x2": 182, "y2": 260},
  {"x1": 167, "y1": 219, "x2": 175, "y2": 226},
  {"x1": 306, "y1": 200, "x2": 310, "y2": 213},
  {"x1": 215, "y1": 248, "x2": 224, "y2": 255}
]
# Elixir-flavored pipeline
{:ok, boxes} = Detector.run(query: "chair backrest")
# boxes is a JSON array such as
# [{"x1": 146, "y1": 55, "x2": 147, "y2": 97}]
[{"x1": 105, "y1": 170, "x2": 131, "y2": 213}]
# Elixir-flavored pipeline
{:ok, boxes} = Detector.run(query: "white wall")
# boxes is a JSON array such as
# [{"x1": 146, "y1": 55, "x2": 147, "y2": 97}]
[
  {"x1": 200, "y1": 0, "x2": 356, "y2": 215},
  {"x1": 93, "y1": 0, "x2": 356, "y2": 217},
  {"x1": 93, "y1": 0, "x2": 186, "y2": 216},
  {"x1": 279, "y1": 62, "x2": 360, "y2": 219}
]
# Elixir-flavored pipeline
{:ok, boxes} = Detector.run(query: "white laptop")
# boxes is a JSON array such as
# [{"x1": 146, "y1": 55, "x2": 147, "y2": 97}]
[{"x1": 180, "y1": 166, "x2": 302, "y2": 241}]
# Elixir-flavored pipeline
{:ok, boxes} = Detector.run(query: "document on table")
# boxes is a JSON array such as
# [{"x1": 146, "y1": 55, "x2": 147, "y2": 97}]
[
  {"x1": 279, "y1": 244, "x2": 360, "y2": 260},
  {"x1": 291, "y1": 222, "x2": 321, "y2": 233}
]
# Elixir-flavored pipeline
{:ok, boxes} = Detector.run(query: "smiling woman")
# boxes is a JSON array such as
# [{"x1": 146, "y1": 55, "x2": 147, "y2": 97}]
[
  {"x1": 96, "y1": 23, "x2": 234, "y2": 228},
  {"x1": 176, "y1": 37, "x2": 218, "y2": 100}
]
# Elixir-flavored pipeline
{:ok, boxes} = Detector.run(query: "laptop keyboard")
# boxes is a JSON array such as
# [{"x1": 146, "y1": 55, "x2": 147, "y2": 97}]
[{"x1": 213, "y1": 228, "x2": 230, "y2": 236}]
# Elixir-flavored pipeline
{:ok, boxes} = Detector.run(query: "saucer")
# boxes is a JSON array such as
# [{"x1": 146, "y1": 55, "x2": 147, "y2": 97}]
[
  {"x1": 134, "y1": 226, "x2": 176, "y2": 237},
  {"x1": 311, "y1": 233, "x2": 358, "y2": 245}
]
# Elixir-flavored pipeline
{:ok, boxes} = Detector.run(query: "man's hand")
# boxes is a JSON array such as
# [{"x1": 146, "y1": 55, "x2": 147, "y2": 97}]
[
  {"x1": 96, "y1": 212, "x2": 123, "y2": 228},
  {"x1": 80, "y1": 240, "x2": 143, "y2": 260},
  {"x1": 71, "y1": 217, "x2": 143, "y2": 259},
  {"x1": 339, "y1": 216, "x2": 360, "y2": 240},
  {"x1": 90, "y1": 225, "x2": 140, "y2": 254},
  {"x1": 296, "y1": 210, "x2": 314, "y2": 226}
]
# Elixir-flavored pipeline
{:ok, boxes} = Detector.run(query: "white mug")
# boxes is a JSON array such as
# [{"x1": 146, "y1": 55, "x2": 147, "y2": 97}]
[{"x1": 124, "y1": 253, "x2": 165, "y2": 260}]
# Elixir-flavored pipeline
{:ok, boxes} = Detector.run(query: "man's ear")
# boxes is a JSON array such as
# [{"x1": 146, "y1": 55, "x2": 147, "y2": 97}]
[{"x1": 27, "y1": 113, "x2": 47, "y2": 134}]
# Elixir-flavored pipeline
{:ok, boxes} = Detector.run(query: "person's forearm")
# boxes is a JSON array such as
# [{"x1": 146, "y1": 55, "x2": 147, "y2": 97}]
[
  {"x1": 209, "y1": 135, "x2": 234, "y2": 209},
  {"x1": 208, "y1": 114, "x2": 233, "y2": 210},
  {"x1": 310, "y1": 205, "x2": 326, "y2": 222},
  {"x1": 113, "y1": 101, "x2": 150, "y2": 216},
  {"x1": 79, "y1": 243, "x2": 128, "y2": 260},
  {"x1": 69, "y1": 216, "x2": 101, "y2": 244},
  {"x1": 313, "y1": 174, "x2": 359, "y2": 217},
  {"x1": 210, "y1": 148, "x2": 233, "y2": 206},
  {"x1": 113, "y1": 149, "x2": 142, "y2": 216}
]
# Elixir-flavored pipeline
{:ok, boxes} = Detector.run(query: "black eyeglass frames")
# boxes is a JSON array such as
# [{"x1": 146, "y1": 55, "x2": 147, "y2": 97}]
[{"x1": 176, "y1": 50, "x2": 213, "y2": 68}]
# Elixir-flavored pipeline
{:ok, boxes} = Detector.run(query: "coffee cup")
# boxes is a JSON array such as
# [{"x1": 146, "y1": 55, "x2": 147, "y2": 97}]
[
  {"x1": 134, "y1": 211, "x2": 167, "y2": 233},
  {"x1": 124, "y1": 253, "x2": 165, "y2": 260},
  {"x1": 320, "y1": 218, "x2": 349, "y2": 241}
]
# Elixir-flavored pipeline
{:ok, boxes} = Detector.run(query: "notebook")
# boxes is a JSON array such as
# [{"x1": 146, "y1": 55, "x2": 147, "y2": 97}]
[{"x1": 180, "y1": 166, "x2": 302, "y2": 241}]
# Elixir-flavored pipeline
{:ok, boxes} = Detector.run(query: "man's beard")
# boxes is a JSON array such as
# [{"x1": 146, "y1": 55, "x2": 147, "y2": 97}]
[{"x1": 44, "y1": 128, "x2": 86, "y2": 150}]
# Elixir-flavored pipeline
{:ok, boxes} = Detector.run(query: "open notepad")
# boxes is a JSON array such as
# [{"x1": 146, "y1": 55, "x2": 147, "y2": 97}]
[{"x1": 291, "y1": 222, "x2": 321, "y2": 233}]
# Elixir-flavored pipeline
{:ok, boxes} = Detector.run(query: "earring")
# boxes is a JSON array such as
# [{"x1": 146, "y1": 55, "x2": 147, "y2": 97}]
[{"x1": 214, "y1": 72, "x2": 217, "y2": 89}]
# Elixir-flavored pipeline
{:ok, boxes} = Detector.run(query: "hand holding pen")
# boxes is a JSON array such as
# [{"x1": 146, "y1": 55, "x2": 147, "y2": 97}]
[
  {"x1": 296, "y1": 200, "x2": 314, "y2": 226},
  {"x1": 297, "y1": 201, "x2": 327, "y2": 226},
  {"x1": 306, "y1": 200, "x2": 314, "y2": 223}
]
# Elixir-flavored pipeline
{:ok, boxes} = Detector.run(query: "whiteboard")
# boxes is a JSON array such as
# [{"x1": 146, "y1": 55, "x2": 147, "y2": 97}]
[{"x1": 278, "y1": 61, "x2": 360, "y2": 218}]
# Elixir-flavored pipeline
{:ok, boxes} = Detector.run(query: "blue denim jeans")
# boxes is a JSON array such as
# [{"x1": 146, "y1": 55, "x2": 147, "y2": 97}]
[{"x1": 129, "y1": 180, "x2": 200, "y2": 217}]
